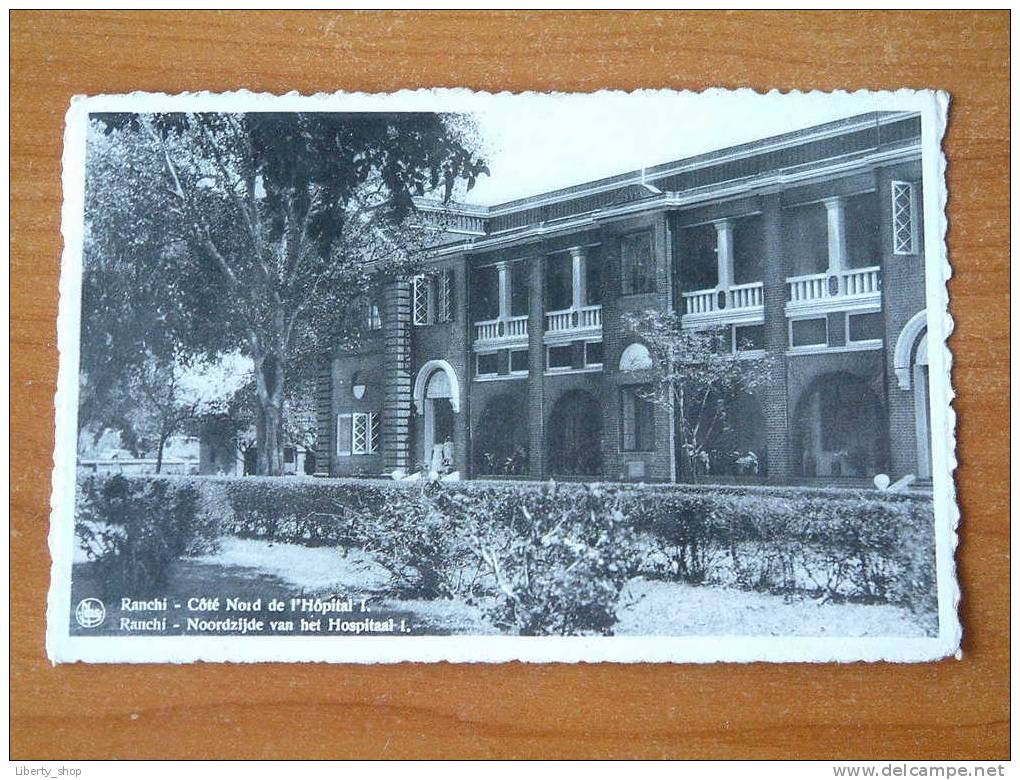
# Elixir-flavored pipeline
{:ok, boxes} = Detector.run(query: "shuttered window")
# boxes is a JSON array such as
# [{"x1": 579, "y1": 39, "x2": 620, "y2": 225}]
[
  {"x1": 437, "y1": 269, "x2": 455, "y2": 323},
  {"x1": 351, "y1": 412, "x2": 380, "y2": 455},
  {"x1": 412, "y1": 275, "x2": 431, "y2": 326},
  {"x1": 336, "y1": 413, "x2": 352, "y2": 457},
  {"x1": 621, "y1": 385, "x2": 655, "y2": 452},
  {"x1": 891, "y1": 181, "x2": 919, "y2": 255}
]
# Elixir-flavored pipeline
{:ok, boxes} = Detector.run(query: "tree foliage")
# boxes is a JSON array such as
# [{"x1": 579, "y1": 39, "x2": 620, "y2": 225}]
[{"x1": 83, "y1": 111, "x2": 486, "y2": 473}]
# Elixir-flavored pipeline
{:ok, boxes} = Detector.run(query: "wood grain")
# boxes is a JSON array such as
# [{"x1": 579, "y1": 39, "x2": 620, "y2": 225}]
[{"x1": 10, "y1": 10, "x2": 1009, "y2": 760}]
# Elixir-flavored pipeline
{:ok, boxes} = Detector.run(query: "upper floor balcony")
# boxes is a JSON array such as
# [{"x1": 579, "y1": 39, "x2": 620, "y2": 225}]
[
  {"x1": 681, "y1": 281, "x2": 764, "y2": 328},
  {"x1": 545, "y1": 303, "x2": 603, "y2": 338},
  {"x1": 474, "y1": 314, "x2": 529, "y2": 348},
  {"x1": 785, "y1": 265, "x2": 882, "y2": 317},
  {"x1": 471, "y1": 246, "x2": 605, "y2": 351}
]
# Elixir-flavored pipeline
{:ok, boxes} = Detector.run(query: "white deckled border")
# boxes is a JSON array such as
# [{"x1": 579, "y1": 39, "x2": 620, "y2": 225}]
[{"x1": 46, "y1": 88, "x2": 960, "y2": 664}]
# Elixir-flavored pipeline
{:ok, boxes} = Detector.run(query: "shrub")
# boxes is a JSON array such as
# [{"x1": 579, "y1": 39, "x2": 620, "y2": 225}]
[
  {"x1": 350, "y1": 482, "x2": 482, "y2": 599},
  {"x1": 73, "y1": 473, "x2": 937, "y2": 623},
  {"x1": 75, "y1": 474, "x2": 220, "y2": 597},
  {"x1": 459, "y1": 483, "x2": 641, "y2": 635}
]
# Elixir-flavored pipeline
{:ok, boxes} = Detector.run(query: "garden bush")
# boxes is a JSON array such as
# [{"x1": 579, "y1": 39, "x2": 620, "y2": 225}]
[
  {"x1": 73, "y1": 472, "x2": 937, "y2": 623},
  {"x1": 75, "y1": 474, "x2": 221, "y2": 597}
]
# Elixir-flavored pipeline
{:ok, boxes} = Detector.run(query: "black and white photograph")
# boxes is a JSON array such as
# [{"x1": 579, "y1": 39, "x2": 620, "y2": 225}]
[{"x1": 48, "y1": 89, "x2": 958, "y2": 663}]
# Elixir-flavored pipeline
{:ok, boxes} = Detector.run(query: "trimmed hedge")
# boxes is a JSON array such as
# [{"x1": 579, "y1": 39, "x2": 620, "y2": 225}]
[{"x1": 75, "y1": 473, "x2": 938, "y2": 629}]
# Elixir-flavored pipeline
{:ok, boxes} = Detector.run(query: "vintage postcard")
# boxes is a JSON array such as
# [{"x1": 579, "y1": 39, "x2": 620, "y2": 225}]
[{"x1": 48, "y1": 88, "x2": 959, "y2": 664}]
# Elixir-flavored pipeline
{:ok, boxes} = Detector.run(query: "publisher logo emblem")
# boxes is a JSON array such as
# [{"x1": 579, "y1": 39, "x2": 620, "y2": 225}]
[{"x1": 75, "y1": 598, "x2": 106, "y2": 628}]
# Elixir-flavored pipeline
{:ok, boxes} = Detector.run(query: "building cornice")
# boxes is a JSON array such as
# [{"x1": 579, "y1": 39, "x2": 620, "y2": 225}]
[
  {"x1": 429, "y1": 111, "x2": 918, "y2": 219},
  {"x1": 427, "y1": 141, "x2": 921, "y2": 259}
]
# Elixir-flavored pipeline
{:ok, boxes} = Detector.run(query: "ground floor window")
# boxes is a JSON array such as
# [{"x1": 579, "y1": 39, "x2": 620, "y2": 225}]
[
  {"x1": 790, "y1": 317, "x2": 828, "y2": 348},
  {"x1": 847, "y1": 311, "x2": 884, "y2": 344},
  {"x1": 621, "y1": 385, "x2": 655, "y2": 452},
  {"x1": 546, "y1": 340, "x2": 604, "y2": 372},
  {"x1": 351, "y1": 412, "x2": 381, "y2": 455}
]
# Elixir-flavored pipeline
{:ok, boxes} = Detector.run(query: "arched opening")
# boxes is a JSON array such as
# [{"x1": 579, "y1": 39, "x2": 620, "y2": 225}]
[
  {"x1": 473, "y1": 393, "x2": 529, "y2": 476},
  {"x1": 894, "y1": 312, "x2": 932, "y2": 480},
  {"x1": 421, "y1": 369, "x2": 455, "y2": 472},
  {"x1": 793, "y1": 372, "x2": 886, "y2": 478},
  {"x1": 619, "y1": 342, "x2": 653, "y2": 372},
  {"x1": 547, "y1": 390, "x2": 603, "y2": 477},
  {"x1": 912, "y1": 332, "x2": 931, "y2": 479},
  {"x1": 697, "y1": 392, "x2": 768, "y2": 479}
]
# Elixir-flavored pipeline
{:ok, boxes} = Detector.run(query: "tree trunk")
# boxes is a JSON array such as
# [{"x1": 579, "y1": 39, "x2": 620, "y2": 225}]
[
  {"x1": 254, "y1": 350, "x2": 286, "y2": 476},
  {"x1": 155, "y1": 432, "x2": 168, "y2": 474}
]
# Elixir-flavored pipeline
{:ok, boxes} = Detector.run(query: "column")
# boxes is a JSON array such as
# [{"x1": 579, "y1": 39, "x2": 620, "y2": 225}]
[
  {"x1": 527, "y1": 250, "x2": 546, "y2": 479},
  {"x1": 823, "y1": 196, "x2": 847, "y2": 276},
  {"x1": 714, "y1": 219, "x2": 735, "y2": 291},
  {"x1": 496, "y1": 261, "x2": 511, "y2": 322},
  {"x1": 570, "y1": 246, "x2": 587, "y2": 310}
]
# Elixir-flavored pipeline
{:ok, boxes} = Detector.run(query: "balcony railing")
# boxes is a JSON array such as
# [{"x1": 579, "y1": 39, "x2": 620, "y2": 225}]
[
  {"x1": 786, "y1": 266, "x2": 881, "y2": 315},
  {"x1": 474, "y1": 314, "x2": 529, "y2": 346},
  {"x1": 681, "y1": 281, "x2": 764, "y2": 326},
  {"x1": 545, "y1": 304, "x2": 602, "y2": 336}
]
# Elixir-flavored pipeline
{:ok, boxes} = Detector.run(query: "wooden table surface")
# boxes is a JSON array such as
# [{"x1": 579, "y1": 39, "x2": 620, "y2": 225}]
[{"x1": 10, "y1": 10, "x2": 1010, "y2": 760}]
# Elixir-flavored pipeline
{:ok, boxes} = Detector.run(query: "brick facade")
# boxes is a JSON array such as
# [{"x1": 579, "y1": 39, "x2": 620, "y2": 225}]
[{"x1": 322, "y1": 112, "x2": 932, "y2": 486}]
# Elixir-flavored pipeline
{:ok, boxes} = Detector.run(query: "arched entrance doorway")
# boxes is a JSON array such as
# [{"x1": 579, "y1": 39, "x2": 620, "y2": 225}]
[
  {"x1": 412, "y1": 360, "x2": 461, "y2": 474},
  {"x1": 912, "y1": 332, "x2": 931, "y2": 478},
  {"x1": 473, "y1": 393, "x2": 529, "y2": 476},
  {"x1": 793, "y1": 372, "x2": 886, "y2": 478},
  {"x1": 547, "y1": 390, "x2": 602, "y2": 477},
  {"x1": 894, "y1": 312, "x2": 931, "y2": 479}
]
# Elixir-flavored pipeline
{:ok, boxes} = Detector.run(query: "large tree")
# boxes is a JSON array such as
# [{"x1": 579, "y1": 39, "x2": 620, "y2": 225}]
[{"x1": 86, "y1": 111, "x2": 486, "y2": 474}]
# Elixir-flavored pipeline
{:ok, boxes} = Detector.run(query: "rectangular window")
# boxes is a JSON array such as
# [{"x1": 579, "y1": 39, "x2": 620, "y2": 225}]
[
  {"x1": 476, "y1": 351, "x2": 501, "y2": 377},
  {"x1": 472, "y1": 265, "x2": 499, "y2": 322},
  {"x1": 734, "y1": 324, "x2": 765, "y2": 352},
  {"x1": 509, "y1": 349, "x2": 529, "y2": 374},
  {"x1": 510, "y1": 262, "x2": 530, "y2": 317},
  {"x1": 584, "y1": 340, "x2": 604, "y2": 367},
  {"x1": 733, "y1": 216, "x2": 764, "y2": 284},
  {"x1": 621, "y1": 231, "x2": 656, "y2": 295},
  {"x1": 351, "y1": 412, "x2": 380, "y2": 455},
  {"x1": 845, "y1": 192, "x2": 880, "y2": 268},
  {"x1": 437, "y1": 269, "x2": 454, "y2": 323},
  {"x1": 891, "y1": 181, "x2": 919, "y2": 255},
  {"x1": 680, "y1": 223, "x2": 718, "y2": 291},
  {"x1": 547, "y1": 344, "x2": 574, "y2": 370},
  {"x1": 783, "y1": 203, "x2": 829, "y2": 276},
  {"x1": 545, "y1": 252, "x2": 573, "y2": 311},
  {"x1": 621, "y1": 385, "x2": 656, "y2": 452},
  {"x1": 847, "y1": 311, "x2": 884, "y2": 343},
  {"x1": 790, "y1": 317, "x2": 828, "y2": 348},
  {"x1": 585, "y1": 245, "x2": 603, "y2": 305},
  {"x1": 412, "y1": 275, "x2": 431, "y2": 326}
]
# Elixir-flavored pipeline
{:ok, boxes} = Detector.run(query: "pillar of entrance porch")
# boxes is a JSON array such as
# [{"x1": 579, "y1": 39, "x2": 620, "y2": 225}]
[
  {"x1": 760, "y1": 193, "x2": 793, "y2": 483},
  {"x1": 527, "y1": 251, "x2": 546, "y2": 480},
  {"x1": 714, "y1": 219, "x2": 735, "y2": 299},
  {"x1": 570, "y1": 246, "x2": 587, "y2": 310}
]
